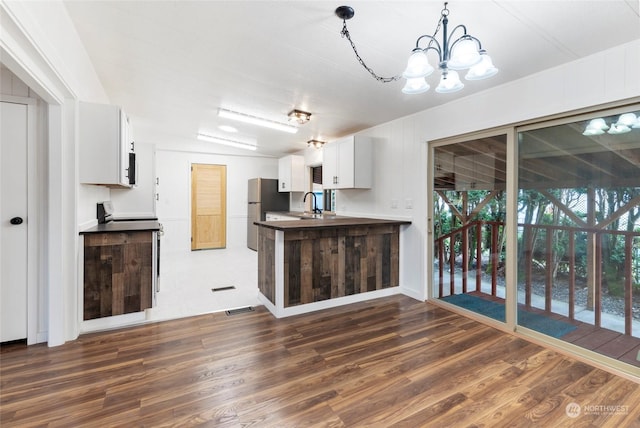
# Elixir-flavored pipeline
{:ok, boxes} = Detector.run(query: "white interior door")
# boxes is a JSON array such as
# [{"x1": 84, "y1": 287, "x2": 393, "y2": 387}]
[{"x1": 1, "y1": 101, "x2": 28, "y2": 342}]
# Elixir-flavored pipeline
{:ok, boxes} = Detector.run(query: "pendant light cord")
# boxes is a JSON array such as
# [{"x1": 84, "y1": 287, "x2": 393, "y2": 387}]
[{"x1": 340, "y1": 20, "x2": 401, "y2": 83}]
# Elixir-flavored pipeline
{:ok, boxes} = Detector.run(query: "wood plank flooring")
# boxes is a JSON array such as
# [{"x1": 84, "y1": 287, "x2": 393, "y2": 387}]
[{"x1": 2, "y1": 295, "x2": 640, "y2": 427}]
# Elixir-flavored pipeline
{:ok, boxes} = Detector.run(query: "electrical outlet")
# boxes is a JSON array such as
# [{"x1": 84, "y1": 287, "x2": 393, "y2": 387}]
[
  {"x1": 391, "y1": 199, "x2": 398, "y2": 209},
  {"x1": 405, "y1": 198, "x2": 413, "y2": 209}
]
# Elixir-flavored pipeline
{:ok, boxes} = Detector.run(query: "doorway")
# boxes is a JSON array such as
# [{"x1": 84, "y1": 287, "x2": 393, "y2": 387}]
[
  {"x1": 191, "y1": 163, "x2": 227, "y2": 250},
  {"x1": 1, "y1": 101, "x2": 28, "y2": 342}
]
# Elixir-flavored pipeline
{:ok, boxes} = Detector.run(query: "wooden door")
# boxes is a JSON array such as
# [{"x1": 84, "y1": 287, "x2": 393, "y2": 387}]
[{"x1": 191, "y1": 164, "x2": 226, "y2": 250}]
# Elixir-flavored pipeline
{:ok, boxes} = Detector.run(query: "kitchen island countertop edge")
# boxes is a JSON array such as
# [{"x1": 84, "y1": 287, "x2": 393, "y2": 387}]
[
  {"x1": 80, "y1": 220, "x2": 161, "y2": 234},
  {"x1": 254, "y1": 216, "x2": 411, "y2": 231}
]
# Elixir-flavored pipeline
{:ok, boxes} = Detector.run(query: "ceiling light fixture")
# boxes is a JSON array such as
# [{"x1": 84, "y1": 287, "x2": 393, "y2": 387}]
[
  {"x1": 196, "y1": 133, "x2": 257, "y2": 151},
  {"x1": 218, "y1": 108, "x2": 298, "y2": 134},
  {"x1": 335, "y1": 2, "x2": 498, "y2": 95},
  {"x1": 307, "y1": 139, "x2": 325, "y2": 149},
  {"x1": 288, "y1": 109, "x2": 312, "y2": 124}
]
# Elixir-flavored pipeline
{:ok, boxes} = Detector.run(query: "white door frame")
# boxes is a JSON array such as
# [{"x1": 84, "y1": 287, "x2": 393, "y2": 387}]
[{"x1": 1, "y1": 2, "x2": 78, "y2": 346}]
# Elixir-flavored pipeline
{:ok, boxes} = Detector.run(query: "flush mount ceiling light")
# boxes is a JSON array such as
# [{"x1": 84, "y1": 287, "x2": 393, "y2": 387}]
[
  {"x1": 288, "y1": 109, "x2": 312, "y2": 124},
  {"x1": 218, "y1": 108, "x2": 298, "y2": 134},
  {"x1": 196, "y1": 133, "x2": 257, "y2": 151},
  {"x1": 307, "y1": 139, "x2": 326, "y2": 149},
  {"x1": 335, "y1": 2, "x2": 498, "y2": 95},
  {"x1": 583, "y1": 113, "x2": 640, "y2": 136}
]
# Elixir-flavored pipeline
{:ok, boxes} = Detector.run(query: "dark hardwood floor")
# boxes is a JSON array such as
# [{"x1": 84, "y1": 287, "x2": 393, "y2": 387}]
[{"x1": 1, "y1": 295, "x2": 639, "y2": 427}]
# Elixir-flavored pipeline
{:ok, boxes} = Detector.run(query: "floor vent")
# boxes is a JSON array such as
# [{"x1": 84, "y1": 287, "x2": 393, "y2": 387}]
[
  {"x1": 212, "y1": 286, "x2": 236, "y2": 292},
  {"x1": 226, "y1": 306, "x2": 254, "y2": 316}
]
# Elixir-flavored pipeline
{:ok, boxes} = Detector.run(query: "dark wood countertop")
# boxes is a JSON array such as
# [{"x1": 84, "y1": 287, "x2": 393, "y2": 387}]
[
  {"x1": 254, "y1": 216, "x2": 411, "y2": 231},
  {"x1": 80, "y1": 220, "x2": 161, "y2": 234}
]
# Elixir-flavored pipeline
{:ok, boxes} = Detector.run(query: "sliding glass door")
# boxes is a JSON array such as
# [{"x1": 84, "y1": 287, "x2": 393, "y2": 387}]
[
  {"x1": 431, "y1": 133, "x2": 508, "y2": 322},
  {"x1": 516, "y1": 106, "x2": 640, "y2": 367}
]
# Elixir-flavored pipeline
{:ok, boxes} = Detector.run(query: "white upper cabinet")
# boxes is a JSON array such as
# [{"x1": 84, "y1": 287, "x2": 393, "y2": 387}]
[
  {"x1": 322, "y1": 135, "x2": 372, "y2": 189},
  {"x1": 79, "y1": 102, "x2": 134, "y2": 188},
  {"x1": 278, "y1": 155, "x2": 305, "y2": 192}
]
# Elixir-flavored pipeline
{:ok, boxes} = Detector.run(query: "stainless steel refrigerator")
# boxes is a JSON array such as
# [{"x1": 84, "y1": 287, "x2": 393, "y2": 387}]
[{"x1": 247, "y1": 178, "x2": 289, "y2": 250}]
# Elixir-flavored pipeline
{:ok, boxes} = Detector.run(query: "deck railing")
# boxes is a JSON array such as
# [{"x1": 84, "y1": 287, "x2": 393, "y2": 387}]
[{"x1": 435, "y1": 220, "x2": 639, "y2": 336}]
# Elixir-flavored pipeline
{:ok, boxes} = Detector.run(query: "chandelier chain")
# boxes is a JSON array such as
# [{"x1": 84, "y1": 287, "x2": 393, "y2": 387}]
[{"x1": 340, "y1": 21, "x2": 401, "y2": 83}]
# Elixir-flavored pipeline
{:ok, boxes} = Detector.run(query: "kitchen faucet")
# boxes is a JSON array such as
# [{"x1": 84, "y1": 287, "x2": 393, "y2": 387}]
[{"x1": 303, "y1": 192, "x2": 320, "y2": 214}]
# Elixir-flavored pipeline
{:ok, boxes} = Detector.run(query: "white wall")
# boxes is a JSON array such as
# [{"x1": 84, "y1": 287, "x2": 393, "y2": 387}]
[
  {"x1": 155, "y1": 141, "x2": 280, "y2": 253},
  {"x1": 333, "y1": 39, "x2": 640, "y2": 301}
]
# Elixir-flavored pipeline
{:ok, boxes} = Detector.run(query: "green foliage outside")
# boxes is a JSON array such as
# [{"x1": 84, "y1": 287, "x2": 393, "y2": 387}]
[{"x1": 434, "y1": 187, "x2": 640, "y2": 294}]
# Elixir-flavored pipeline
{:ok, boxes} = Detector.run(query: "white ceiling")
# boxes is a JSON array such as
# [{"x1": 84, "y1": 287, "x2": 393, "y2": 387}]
[{"x1": 63, "y1": 1, "x2": 640, "y2": 157}]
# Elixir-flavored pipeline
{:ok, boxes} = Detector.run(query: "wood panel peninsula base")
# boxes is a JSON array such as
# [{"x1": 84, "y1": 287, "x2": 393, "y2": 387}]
[{"x1": 255, "y1": 217, "x2": 411, "y2": 318}]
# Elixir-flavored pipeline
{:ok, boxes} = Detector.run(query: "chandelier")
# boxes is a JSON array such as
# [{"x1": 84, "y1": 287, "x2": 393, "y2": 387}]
[
  {"x1": 583, "y1": 113, "x2": 640, "y2": 136},
  {"x1": 335, "y1": 2, "x2": 498, "y2": 95}
]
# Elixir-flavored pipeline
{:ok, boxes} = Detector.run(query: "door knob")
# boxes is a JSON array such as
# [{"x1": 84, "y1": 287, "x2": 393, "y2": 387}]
[{"x1": 10, "y1": 217, "x2": 23, "y2": 225}]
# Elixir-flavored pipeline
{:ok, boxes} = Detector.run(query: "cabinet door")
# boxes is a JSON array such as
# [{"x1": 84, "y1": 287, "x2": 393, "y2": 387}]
[
  {"x1": 278, "y1": 156, "x2": 292, "y2": 192},
  {"x1": 84, "y1": 232, "x2": 153, "y2": 320},
  {"x1": 278, "y1": 155, "x2": 305, "y2": 192},
  {"x1": 337, "y1": 137, "x2": 355, "y2": 188},
  {"x1": 322, "y1": 143, "x2": 338, "y2": 189},
  {"x1": 79, "y1": 102, "x2": 132, "y2": 188}
]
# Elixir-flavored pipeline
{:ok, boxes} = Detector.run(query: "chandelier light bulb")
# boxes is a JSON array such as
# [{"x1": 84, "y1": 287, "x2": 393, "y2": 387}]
[
  {"x1": 465, "y1": 52, "x2": 499, "y2": 80},
  {"x1": 607, "y1": 123, "x2": 631, "y2": 135},
  {"x1": 447, "y1": 38, "x2": 482, "y2": 70},
  {"x1": 616, "y1": 113, "x2": 638, "y2": 127},
  {"x1": 582, "y1": 127, "x2": 605, "y2": 136},
  {"x1": 587, "y1": 118, "x2": 609, "y2": 131},
  {"x1": 402, "y1": 77, "x2": 430, "y2": 94},
  {"x1": 435, "y1": 70, "x2": 464, "y2": 93},
  {"x1": 403, "y1": 50, "x2": 434, "y2": 79}
]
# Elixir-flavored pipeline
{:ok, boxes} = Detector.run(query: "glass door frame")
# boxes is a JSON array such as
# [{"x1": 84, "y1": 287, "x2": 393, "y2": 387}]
[{"x1": 427, "y1": 126, "x2": 517, "y2": 331}]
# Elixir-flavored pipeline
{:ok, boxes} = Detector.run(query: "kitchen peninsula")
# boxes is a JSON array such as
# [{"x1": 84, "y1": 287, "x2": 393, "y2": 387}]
[{"x1": 255, "y1": 216, "x2": 411, "y2": 317}]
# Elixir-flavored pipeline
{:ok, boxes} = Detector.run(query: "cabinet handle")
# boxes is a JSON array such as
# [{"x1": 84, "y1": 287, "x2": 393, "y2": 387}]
[
  {"x1": 156, "y1": 193, "x2": 159, "y2": 201},
  {"x1": 156, "y1": 177, "x2": 159, "y2": 185},
  {"x1": 130, "y1": 141, "x2": 135, "y2": 152}
]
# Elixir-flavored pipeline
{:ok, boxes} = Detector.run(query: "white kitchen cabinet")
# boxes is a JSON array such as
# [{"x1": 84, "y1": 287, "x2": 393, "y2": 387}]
[
  {"x1": 278, "y1": 155, "x2": 305, "y2": 192},
  {"x1": 79, "y1": 102, "x2": 135, "y2": 187},
  {"x1": 322, "y1": 135, "x2": 372, "y2": 189}
]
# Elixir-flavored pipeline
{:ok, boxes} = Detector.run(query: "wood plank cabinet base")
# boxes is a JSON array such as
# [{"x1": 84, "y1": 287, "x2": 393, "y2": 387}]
[
  {"x1": 83, "y1": 231, "x2": 153, "y2": 320},
  {"x1": 257, "y1": 225, "x2": 400, "y2": 308}
]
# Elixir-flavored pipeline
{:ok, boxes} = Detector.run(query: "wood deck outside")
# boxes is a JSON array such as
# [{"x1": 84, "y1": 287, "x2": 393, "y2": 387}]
[
  {"x1": 465, "y1": 291, "x2": 640, "y2": 368},
  {"x1": 2, "y1": 295, "x2": 639, "y2": 427}
]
